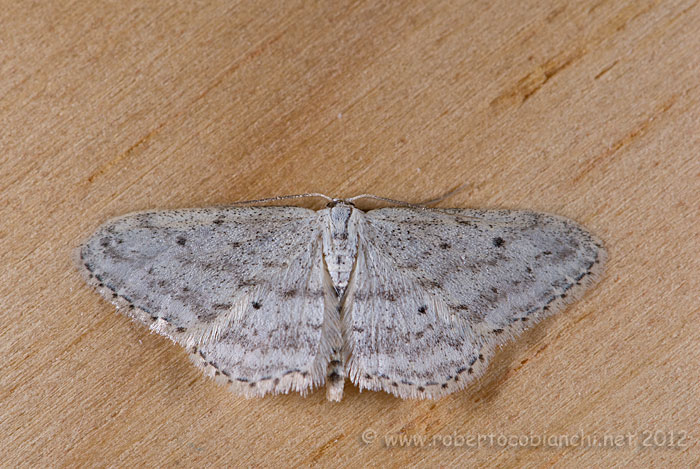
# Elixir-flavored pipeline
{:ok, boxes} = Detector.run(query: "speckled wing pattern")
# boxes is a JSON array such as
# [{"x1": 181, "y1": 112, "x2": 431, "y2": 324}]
[
  {"x1": 78, "y1": 199, "x2": 606, "y2": 401},
  {"x1": 344, "y1": 208, "x2": 606, "y2": 399},
  {"x1": 78, "y1": 206, "x2": 339, "y2": 397}
]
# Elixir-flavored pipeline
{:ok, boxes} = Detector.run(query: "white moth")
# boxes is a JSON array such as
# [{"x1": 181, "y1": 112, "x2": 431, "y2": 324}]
[{"x1": 77, "y1": 194, "x2": 606, "y2": 401}]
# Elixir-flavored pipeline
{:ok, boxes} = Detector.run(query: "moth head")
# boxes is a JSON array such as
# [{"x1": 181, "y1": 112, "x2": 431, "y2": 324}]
[{"x1": 325, "y1": 199, "x2": 356, "y2": 208}]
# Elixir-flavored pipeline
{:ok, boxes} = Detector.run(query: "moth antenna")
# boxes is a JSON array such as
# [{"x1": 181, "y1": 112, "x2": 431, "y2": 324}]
[
  {"x1": 416, "y1": 182, "x2": 471, "y2": 207},
  {"x1": 348, "y1": 183, "x2": 470, "y2": 208},
  {"x1": 346, "y1": 194, "x2": 424, "y2": 208},
  {"x1": 228, "y1": 193, "x2": 333, "y2": 205}
]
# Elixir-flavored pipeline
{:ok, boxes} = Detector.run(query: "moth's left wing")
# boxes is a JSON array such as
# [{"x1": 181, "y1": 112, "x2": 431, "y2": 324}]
[{"x1": 78, "y1": 206, "x2": 338, "y2": 397}]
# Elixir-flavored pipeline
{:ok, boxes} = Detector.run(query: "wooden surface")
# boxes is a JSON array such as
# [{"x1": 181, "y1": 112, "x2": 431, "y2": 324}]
[{"x1": 2, "y1": 1, "x2": 698, "y2": 467}]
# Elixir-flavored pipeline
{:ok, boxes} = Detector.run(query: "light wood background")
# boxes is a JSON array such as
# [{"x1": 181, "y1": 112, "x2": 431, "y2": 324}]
[{"x1": 2, "y1": 1, "x2": 698, "y2": 467}]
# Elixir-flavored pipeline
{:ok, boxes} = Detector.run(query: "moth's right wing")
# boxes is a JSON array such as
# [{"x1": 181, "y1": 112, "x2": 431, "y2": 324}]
[
  {"x1": 344, "y1": 207, "x2": 605, "y2": 399},
  {"x1": 78, "y1": 206, "x2": 338, "y2": 397}
]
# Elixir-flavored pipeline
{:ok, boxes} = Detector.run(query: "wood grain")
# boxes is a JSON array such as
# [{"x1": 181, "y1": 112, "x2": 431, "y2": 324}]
[{"x1": 2, "y1": 0, "x2": 698, "y2": 467}]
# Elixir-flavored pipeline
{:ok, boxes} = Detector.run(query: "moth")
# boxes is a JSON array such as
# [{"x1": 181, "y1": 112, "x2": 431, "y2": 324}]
[{"x1": 77, "y1": 194, "x2": 606, "y2": 401}]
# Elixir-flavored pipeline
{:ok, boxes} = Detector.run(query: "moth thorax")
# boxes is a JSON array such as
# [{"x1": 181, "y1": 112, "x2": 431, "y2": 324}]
[{"x1": 323, "y1": 204, "x2": 360, "y2": 296}]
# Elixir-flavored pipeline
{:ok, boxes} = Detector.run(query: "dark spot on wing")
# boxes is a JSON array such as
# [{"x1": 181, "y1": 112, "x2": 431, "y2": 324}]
[
  {"x1": 197, "y1": 310, "x2": 218, "y2": 322},
  {"x1": 418, "y1": 278, "x2": 441, "y2": 290},
  {"x1": 176, "y1": 236, "x2": 187, "y2": 246},
  {"x1": 493, "y1": 237, "x2": 505, "y2": 247},
  {"x1": 418, "y1": 305, "x2": 427, "y2": 314},
  {"x1": 381, "y1": 291, "x2": 397, "y2": 302},
  {"x1": 252, "y1": 301, "x2": 262, "y2": 309}
]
